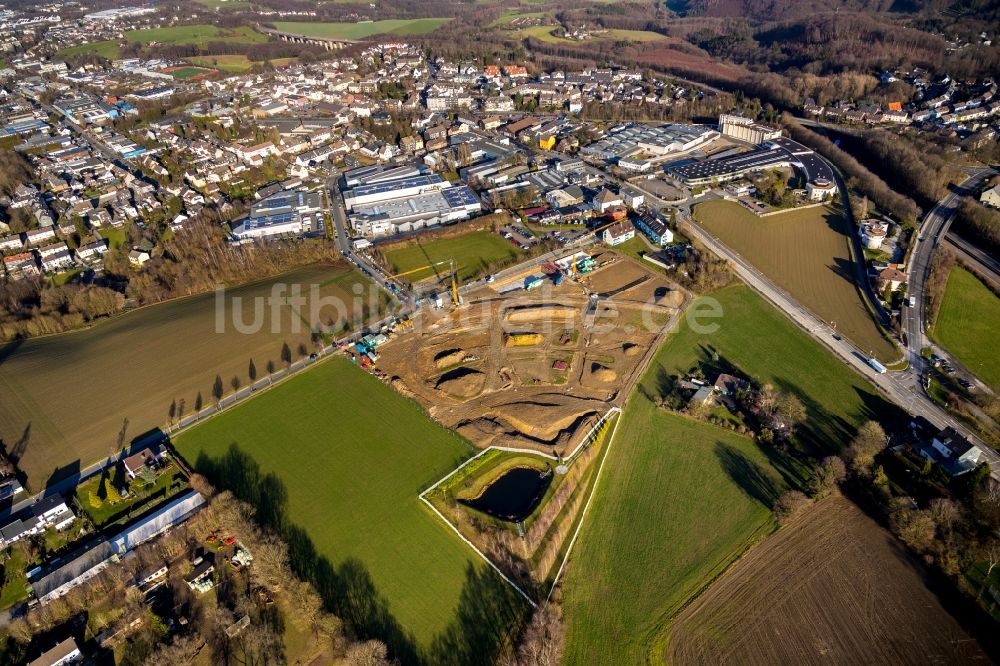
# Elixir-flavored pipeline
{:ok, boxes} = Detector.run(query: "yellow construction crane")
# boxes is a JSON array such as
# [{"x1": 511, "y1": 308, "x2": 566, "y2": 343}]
[{"x1": 387, "y1": 258, "x2": 460, "y2": 305}]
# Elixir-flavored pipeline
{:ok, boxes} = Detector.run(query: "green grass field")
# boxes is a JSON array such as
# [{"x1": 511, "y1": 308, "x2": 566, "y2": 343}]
[
  {"x1": 0, "y1": 264, "x2": 385, "y2": 490},
  {"x1": 57, "y1": 40, "x2": 120, "y2": 60},
  {"x1": 125, "y1": 25, "x2": 265, "y2": 46},
  {"x1": 187, "y1": 54, "x2": 297, "y2": 72},
  {"x1": 562, "y1": 285, "x2": 903, "y2": 662},
  {"x1": 932, "y1": 267, "x2": 1000, "y2": 390},
  {"x1": 382, "y1": 231, "x2": 521, "y2": 284},
  {"x1": 693, "y1": 200, "x2": 896, "y2": 361},
  {"x1": 165, "y1": 66, "x2": 214, "y2": 79},
  {"x1": 175, "y1": 357, "x2": 527, "y2": 659},
  {"x1": 273, "y1": 19, "x2": 451, "y2": 41}
]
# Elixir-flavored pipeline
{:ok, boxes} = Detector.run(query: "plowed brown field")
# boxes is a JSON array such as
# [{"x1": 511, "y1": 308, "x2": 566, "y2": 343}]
[{"x1": 665, "y1": 496, "x2": 989, "y2": 665}]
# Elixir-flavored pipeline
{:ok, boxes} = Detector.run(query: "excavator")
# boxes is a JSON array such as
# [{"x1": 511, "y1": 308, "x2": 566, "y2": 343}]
[{"x1": 387, "y1": 258, "x2": 460, "y2": 306}]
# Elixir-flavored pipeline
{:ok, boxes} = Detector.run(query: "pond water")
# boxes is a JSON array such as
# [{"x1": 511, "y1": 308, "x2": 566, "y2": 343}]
[{"x1": 460, "y1": 466, "x2": 552, "y2": 522}]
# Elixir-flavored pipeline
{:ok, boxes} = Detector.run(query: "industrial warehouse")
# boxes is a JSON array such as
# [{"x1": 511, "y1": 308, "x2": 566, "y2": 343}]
[
  {"x1": 667, "y1": 136, "x2": 835, "y2": 186},
  {"x1": 232, "y1": 188, "x2": 324, "y2": 239},
  {"x1": 581, "y1": 123, "x2": 719, "y2": 163},
  {"x1": 340, "y1": 163, "x2": 482, "y2": 237}
]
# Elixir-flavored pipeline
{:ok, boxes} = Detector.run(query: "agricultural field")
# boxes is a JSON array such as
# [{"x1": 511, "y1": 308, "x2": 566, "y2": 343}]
[
  {"x1": 693, "y1": 200, "x2": 897, "y2": 361},
  {"x1": 125, "y1": 25, "x2": 265, "y2": 46},
  {"x1": 272, "y1": 19, "x2": 451, "y2": 41},
  {"x1": 381, "y1": 230, "x2": 522, "y2": 284},
  {"x1": 0, "y1": 264, "x2": 383, "y2": 490},
  {"x1": 562, "y1": 409, "x2": 790, "y2": 663},
  {"x1": 174, "y1": 357, "x2": 527, "y2": 660},
  {"x1": 57, "y1": 40, "x2": 120, "y2": 59},
  {"x1": 666, "y1": 496, "x2": 989, "y2": 664},
  {"x1": 932, "y1": 267, "x2": 1000, "y2": 390},
  {"x1": 561, "y1": 285, "x2": 904, "y2": 661},
  {"x1": 518, "y1": 25, "x2": 666, "y2": 43}
]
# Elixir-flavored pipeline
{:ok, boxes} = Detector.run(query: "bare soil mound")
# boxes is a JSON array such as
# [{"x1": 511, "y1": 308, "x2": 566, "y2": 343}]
[
  {"x1": 591, "y1": 365, "x2": 617, "y2": 383},
  {"x1": 623, "y1": 343, "x2": 641, "y2": 357},
  {"x1": 506, "y1": 332, "x2": 543, "y2": 347},
  {"x1": 434, "y1": 348, "x2": 466, "y2": 368},
  {"x1": 492, "y1": 402, "x2": 596, "y2": 442},
  {"x1": 506, "y1": 305, "x2": 577, "y2": 323},
  {"x1": 658, "y1": 290, "x2": 684, "y2": 308},
  {"x1": 435, "y1": 367, "x2": 486, "y2": 399}
]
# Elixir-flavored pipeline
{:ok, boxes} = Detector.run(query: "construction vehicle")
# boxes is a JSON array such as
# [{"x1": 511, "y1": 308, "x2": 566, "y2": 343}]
[
  {"x1": 387, "y1": 258, "x2": 461, "y2": 305},
  {"x1": 577, "y1": 257, "x2": 597, "y2": 273}
]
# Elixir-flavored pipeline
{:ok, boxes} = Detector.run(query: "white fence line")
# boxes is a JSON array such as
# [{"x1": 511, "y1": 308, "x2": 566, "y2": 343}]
[
  {"x1": 416, "y1": 406, "x2": 622, "y2": 609},
  {"x1": 546, "y1": 402, "x2": 626, "y2": 602}
]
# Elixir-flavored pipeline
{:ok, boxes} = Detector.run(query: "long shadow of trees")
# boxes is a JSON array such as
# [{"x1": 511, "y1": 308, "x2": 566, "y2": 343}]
[
  {"x1": 714, "y1": 443, "x2": 783, "y2": 508},
  {"x1": 194, "y1": 443, "x2": 528, "y2": 665}
]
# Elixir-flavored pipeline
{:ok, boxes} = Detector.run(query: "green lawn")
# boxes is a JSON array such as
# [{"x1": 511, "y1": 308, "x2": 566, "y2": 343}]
[
  {"x1": 75, "y1": 466, "x2": 189, "y2": 529},
  {"x1": 0, "y1": 264, "x2": 382, "y2": 490},
  {"x1": 165, "y1": 66, "x2": 214, "y2": 79},
  {"x1": 932, "y1": 267, "x2": 1000, "y2": 391},
  {"x1": 58, "y1": 40, "x2": 120, "y2": 59},
  {"x1": 562, "y1": 285, "x2": 903, "y2": 662},
  {"x1": 187, "y1": 54, "x2": 297, "y2": 72},
  {"x1": 0, "y1": 546, "x2": 29, "y2": 610},
  {"x1": 174, "y1": 357, "x2": 527, "y2": 660},
  {"x1": 693, "y1": 200, "x2": 897, "y2": 361},
  {"x1": 98, "y1": 227, "x2": 127, "y2": 249},
  {"x1": 382, "y1": 231, "x2": 521, "y2": 284},
  {"x1": 125, "y1": 25, "x2": 265, "y2": 46},
  {"x1": 273, "y1": 19, "x2": 451, "y2": 41}
]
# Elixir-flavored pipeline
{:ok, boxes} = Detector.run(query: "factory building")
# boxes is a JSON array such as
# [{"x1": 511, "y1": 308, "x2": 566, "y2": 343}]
[
  {"x1": 718, "y1": 114, "x2": 783, "y2": 145},
  {"x1": 582, "y1": 123, "x2": 718, "y2": 162},
  {"x1": 232, "y1": 189, "x2": 323, "y2": 239}
]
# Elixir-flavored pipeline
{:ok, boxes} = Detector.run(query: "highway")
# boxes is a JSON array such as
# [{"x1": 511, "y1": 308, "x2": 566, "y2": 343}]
[
  {"x1": 944, "y1": 232, "x2": 1000, "y2": 289},
  {"x1": 902, "y1": 168, "x2": 995, "y2": 369}
]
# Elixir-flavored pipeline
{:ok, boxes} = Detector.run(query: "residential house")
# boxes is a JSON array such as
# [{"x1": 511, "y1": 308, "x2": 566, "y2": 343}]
[
  {"x1": 23, "y1": 227, "x2": 56, "y2": 246},
  {"x1": 601, "y1": 219, "x2": 635, "y2": 246},
  {"x1": 27, "y1": 637, "x2": 81, "y2": 666},
  {"x1": 128, "y1": 249, "x2": 150, "y2": 267},
  {"x1": 634, "y1": 210, "x2": 674, "y2": 246},
  {"x1": 123, "y1": 446, "x2": 165, "y2": 480},
  {"x1": 915, "y1": 426, "x2": 983, "y2": 476},
  {"x1": 0, "y1": 234, "x2": 23, "y2": 252},
  {"x1": 878, "y1": 266, "x2": 907, "y2": 291},
  {"x1": 185, "y1": 557, "x2": 216, "y2": 593},
  {"x1": 591, "y1": 188, "x2": 623, "y2": 213},
  {"x1": 980, "y1": 183, "x2": 1000, "y2": 208}
]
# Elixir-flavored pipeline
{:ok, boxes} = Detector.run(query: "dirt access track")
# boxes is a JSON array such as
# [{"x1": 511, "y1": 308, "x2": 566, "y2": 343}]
[{"x1": 377, "y1": 250, "x2": 685, "y2": 456}]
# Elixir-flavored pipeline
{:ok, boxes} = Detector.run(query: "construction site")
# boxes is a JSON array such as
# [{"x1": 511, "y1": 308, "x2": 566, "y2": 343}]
[{"x1": 376, "y1": 249, "x2": 686, "y2": 456}]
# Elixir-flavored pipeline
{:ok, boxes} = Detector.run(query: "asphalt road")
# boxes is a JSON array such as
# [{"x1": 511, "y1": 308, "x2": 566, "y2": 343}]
[{"x1": 902, "y1": 168, "x2": 994, "y2": 368}]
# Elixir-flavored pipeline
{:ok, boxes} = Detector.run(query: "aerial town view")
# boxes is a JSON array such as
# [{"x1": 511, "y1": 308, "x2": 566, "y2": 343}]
[{"x1": 0, "y1": 0, "x2": 998, "y2": 664}]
